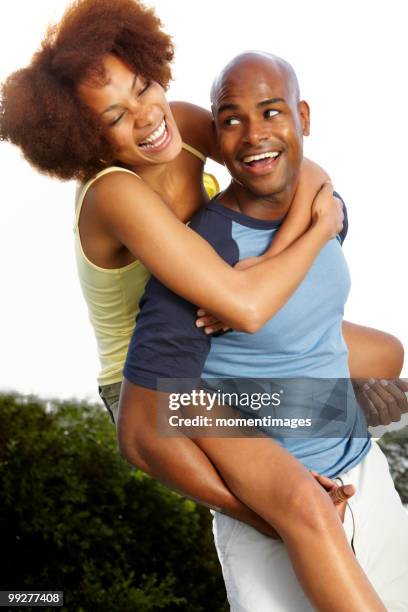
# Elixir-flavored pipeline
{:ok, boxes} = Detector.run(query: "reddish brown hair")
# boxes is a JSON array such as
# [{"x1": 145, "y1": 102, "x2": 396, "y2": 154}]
[{"x1": 0, "y1": 0, "x2": 174, "y2": 180}]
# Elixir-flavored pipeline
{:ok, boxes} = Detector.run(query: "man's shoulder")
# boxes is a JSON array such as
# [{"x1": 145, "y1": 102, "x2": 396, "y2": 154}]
[{"x1": 189, "y1": 200, "x2": 240, "y2": 266}]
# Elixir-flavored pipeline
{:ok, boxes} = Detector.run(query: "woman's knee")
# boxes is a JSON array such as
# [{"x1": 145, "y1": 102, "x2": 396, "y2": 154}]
[
  {"x1": 344, "y1": 322, "x2": 404, "y2": 378},
  {"x1": 116, "y1": 380, "x2": 155, "y2": 469},
  {"x1": 277, "y1": 478, "x2": 336, "y2": 537}
]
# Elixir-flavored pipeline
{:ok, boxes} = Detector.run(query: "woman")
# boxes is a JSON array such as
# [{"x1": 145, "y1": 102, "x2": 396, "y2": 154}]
[{"x1": 0, "y1": 0, "x2": 404, "y2": 609}]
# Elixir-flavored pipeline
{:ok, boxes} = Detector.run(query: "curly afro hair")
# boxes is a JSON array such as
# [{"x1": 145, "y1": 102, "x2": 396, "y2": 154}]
[{"x1": 0, "y1": 0, "x2": 174, "y2": 181}]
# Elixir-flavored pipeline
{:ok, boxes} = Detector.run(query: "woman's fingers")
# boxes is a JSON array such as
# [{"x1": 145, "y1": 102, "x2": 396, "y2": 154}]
[
  {"x1": 196, "y1": 314, "x2": 218, "y2": 328},
  {"x1": 196, "y1": 309, "x2": 231, "y2": 335},
  {"x1": 205, "y1": 323, "x2": 231, "y2": 335}
]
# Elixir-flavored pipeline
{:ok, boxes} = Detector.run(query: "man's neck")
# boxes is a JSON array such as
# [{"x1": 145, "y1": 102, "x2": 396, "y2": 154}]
[{"x1": 220, "y1": 179, "x2": 298, "y2": 221}]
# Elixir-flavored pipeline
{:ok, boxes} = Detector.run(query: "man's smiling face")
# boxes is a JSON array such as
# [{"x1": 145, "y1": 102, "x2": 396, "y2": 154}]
[{"x1": 212, "y1": 53, "x2": 310, "y2": 198}]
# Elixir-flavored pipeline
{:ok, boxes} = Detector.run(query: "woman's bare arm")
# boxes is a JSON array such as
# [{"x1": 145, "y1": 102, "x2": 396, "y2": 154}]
[
  {"x1": 91, "y1": 173, "x2": 341, "y2": 333},
  {"x1": 269, "y1": 158, "x2": 330, "y2": 254},
  {"x1": 170, "y1": 101, "x2": 222, "y2": 163}
]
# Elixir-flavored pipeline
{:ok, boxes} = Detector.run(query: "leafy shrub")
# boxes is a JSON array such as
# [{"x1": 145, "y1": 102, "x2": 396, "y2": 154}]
[
  {"x1": 0, "y1": 393, "x2": 227, "y2": 612},
  {"x1": 379, "y1": 428, "x2": 408, "y2": 505}
]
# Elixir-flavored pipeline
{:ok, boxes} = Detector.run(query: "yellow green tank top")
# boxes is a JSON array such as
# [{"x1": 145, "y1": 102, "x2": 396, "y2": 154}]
[{"x1": 74, "y1": 144, "x2": 219, "y2": 385}]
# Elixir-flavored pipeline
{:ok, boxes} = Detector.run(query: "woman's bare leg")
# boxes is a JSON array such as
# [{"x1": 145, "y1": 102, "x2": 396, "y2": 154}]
[
  {"x1": 343, "y1": 321, "x2": 404, "y2": 378},
  {"x1": 193, "y1": 434, "x2": 385, "y2": 611}
]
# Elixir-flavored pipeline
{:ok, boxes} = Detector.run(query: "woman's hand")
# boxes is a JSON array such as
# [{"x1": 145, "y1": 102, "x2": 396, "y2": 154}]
[
  {"x1": 195, "y1": 185, "x2": 343, "y2": 335},
  {"x1": 196, "y1": 308, "x2": 230, "y2": 335},
  {"x1": 196, "y1": 256, "x2": 266, "y2": 334},
  {"x1": 311, "y1": 182, "x2": 344, "y2": 239}
]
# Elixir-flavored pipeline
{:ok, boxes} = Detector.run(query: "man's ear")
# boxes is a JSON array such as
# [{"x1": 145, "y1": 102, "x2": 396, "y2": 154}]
[
  {"x1": 298, "y1": 100, "x2": 310, "y2": 136},
  {"x1": 211, "y1": 105, "x2": 217, "y2": 132},
  {"x1": 211, "y1": 117, "x2": 224, "y2": 164}
]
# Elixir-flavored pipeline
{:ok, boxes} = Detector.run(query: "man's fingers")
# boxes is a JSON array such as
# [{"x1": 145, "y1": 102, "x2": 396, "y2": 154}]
[
  {"x1": 361, "y1": 378, "x2": 407, "y2": 424},
  {"x1": 311, "y1": 472, "x2": 336, "y2": 492},
  {"x1": 362, "y1": 383, "x2": 391, "y2": 425},
  {"x1": 329, "y1": 484, "x2": 355, "y2": 505},
  {"x1": 394, "y1": 378, "x2": 408, "y2": 393},
  {"x1": 368, "y1": 379, "x2": 402, "y2": 422},
  {"x1": 311, "y1": 471, "x2": 355, "y2": 518},
  {"x1": 379, "y1": 380, "x2": 408, "y2": 419},
  {"x1": 384, "y1": 380, "x2": 408, "y2": 414},
  {"x1": 357, "y1": 391, "x2": 380, "y2": 426}
]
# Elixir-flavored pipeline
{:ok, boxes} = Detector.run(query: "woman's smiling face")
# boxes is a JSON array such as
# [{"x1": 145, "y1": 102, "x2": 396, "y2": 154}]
[{"x1": 77, "y1": 54, "x2": 182, "y2": 168}]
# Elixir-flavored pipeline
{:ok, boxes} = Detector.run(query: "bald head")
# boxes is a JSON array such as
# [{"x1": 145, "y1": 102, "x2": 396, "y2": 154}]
[
  {"x1": 211, "y1": 52, "x2": 300, "y2": 110},
  {"x1": 209, "y1": 51, "x2": 310, "y2": 200}
]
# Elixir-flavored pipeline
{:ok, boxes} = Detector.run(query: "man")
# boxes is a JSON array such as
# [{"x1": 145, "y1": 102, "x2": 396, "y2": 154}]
[{"x1": 118, "y1": 52, "x2": 408, "y2": 610}]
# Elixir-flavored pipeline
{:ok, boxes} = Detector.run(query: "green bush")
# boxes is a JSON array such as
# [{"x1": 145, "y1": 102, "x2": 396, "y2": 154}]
[
  {"x1": 0, "y1": 394, "x2": 227, "y2": 612},
  {"x1": 379, "y1": 428, "x2": 408, "y2": 505}
]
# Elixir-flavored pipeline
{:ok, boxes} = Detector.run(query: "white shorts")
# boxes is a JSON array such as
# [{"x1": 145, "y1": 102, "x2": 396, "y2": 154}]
[{"x1": 212, "y1": 441, "x2": 408, "y2": 611}]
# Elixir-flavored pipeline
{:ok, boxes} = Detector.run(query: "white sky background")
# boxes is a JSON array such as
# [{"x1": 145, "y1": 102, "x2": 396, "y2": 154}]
[{"x1": 0, "y1": 0, "x2": 407, "y2": 402}]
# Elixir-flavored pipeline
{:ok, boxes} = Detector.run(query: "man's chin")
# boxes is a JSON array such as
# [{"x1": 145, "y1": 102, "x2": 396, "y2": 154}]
[{"x1": 239, "y1": 177, "x2": 289, "y2": 198}]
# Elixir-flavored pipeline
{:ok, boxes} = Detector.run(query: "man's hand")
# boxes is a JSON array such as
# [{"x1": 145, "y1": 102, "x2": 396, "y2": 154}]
[
  {"x1": 310, "y1": 471, "x2": 355, "y2": 522},
  {"x1": 247, "y1": 469, "x2": 355, "y2": 540},
  {"x1": 353, "y1": 378, "x2": 408, "y2": 426}
]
